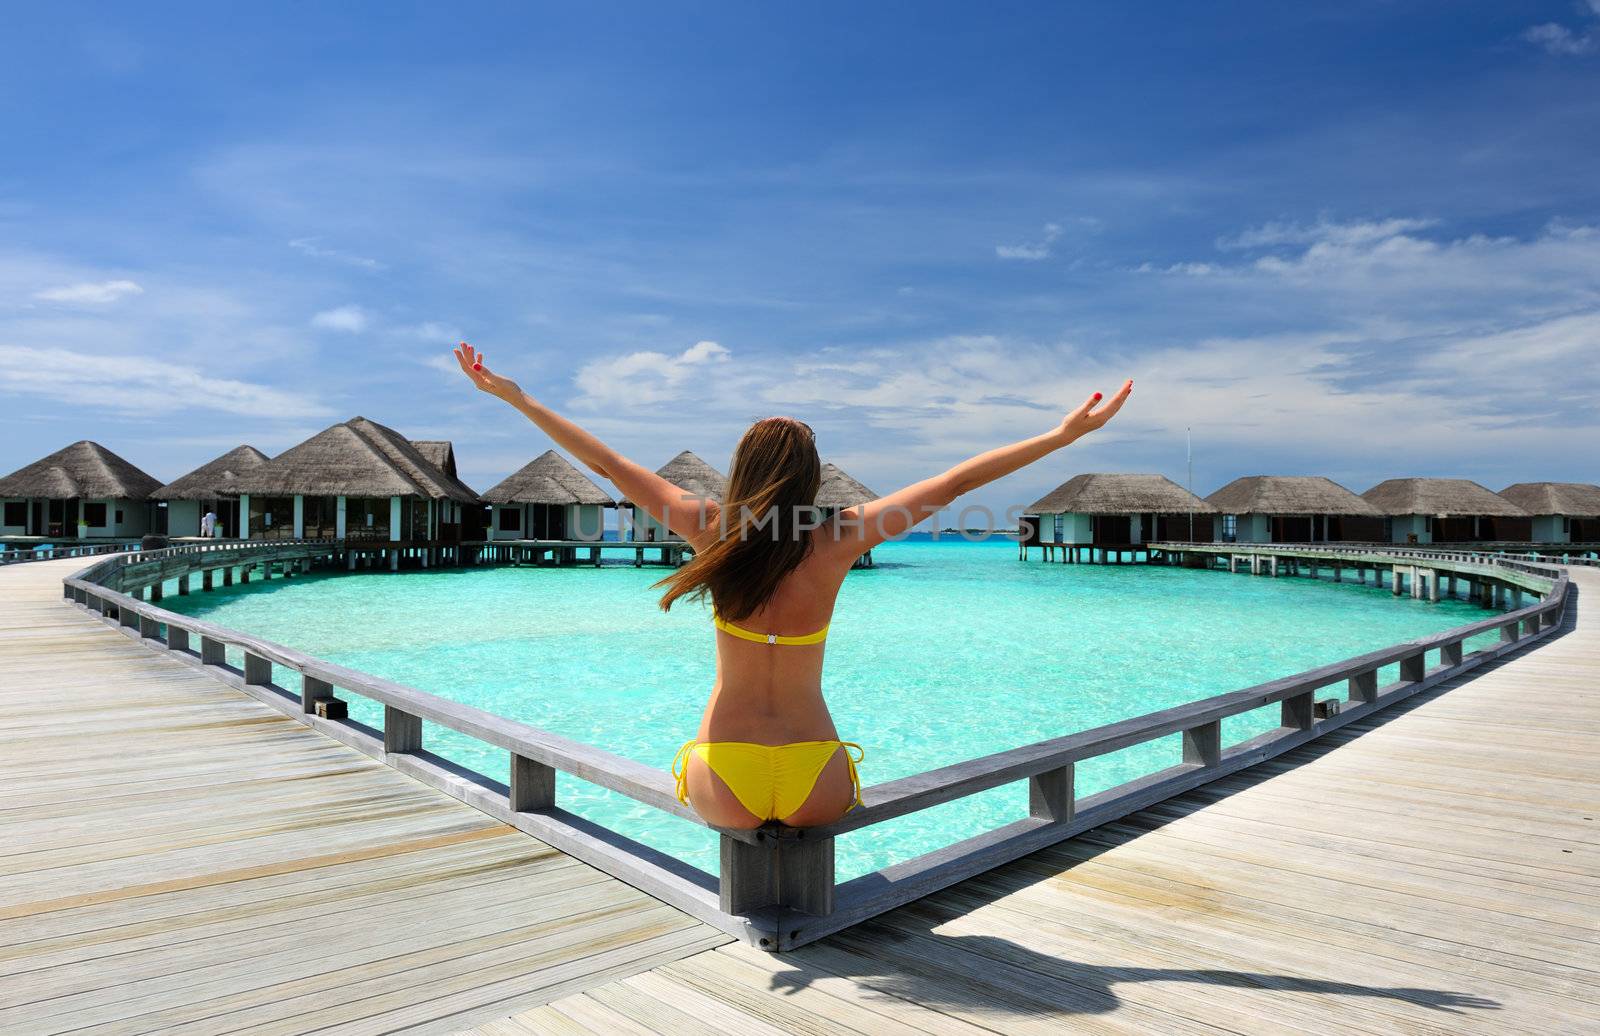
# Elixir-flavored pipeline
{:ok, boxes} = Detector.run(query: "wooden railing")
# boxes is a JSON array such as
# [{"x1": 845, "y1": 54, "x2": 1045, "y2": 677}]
[
  {"x1": 60, "y1": 540, "x2": 1571, "y2": 951},
  {"x1": 0, "y1": 540, "x2": 142, "y2": 565},
  {"x1": 1159, "y1": 540, "x2": 1600, "y2": 568}
]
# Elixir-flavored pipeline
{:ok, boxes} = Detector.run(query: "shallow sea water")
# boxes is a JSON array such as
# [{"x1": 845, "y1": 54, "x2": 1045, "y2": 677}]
[{"x1": 159, "y1": 536, "x2": 1503, "y2": 879}]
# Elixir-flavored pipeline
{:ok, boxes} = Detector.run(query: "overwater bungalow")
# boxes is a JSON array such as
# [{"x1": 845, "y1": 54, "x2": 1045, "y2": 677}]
[
  {"x1": 1026, "y1": 473, "x2": 1215, "y2": 549},
  {"x1": 482, "y1": 450, "x2": 613, "y2": 541},
  {"x1": 627, "y1": 450, "x2": 726, "y2": 541},
  {"x1": 0, "y1": 441, "x2": 162, "y2": 540},
  {"x1": 1498, "y1": 482, "x2": 1600, "y2": 544},
  {"x1": 815, "y1": 462, "x2": 876, "y2": 516},
  {"x1": 231, "y1": 417, "x2": 478, "y2": 544},
  {"x1": 150, "y1": 445, "x2": 269, "y2": 539},
  {"x1": 1362, "y1": 477, "x2": 1529, "y2": 544},
  {"x1": 817, "y1": 461, "x2": 878, "y2": 566},
  {"x1": 409, "y1": 440, "x2": 460, "y2": 479},
  {"x1": 1206, "y1": 475, "x2": 1384, "y2": 543}
]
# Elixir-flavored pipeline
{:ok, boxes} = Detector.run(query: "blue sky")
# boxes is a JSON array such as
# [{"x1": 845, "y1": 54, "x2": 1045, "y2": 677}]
[{"x1": 2, "y1": 2, "x2": 1597, "y2": 515}]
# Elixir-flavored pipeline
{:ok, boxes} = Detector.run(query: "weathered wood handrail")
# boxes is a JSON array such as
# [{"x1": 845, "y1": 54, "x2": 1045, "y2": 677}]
[
  {"x1": 0, "y1": 540, "x2": 143, "y2": 564},
  {"x1": 59, "y1": 539, "x2": 1572, "y2": 952},
  {"x1": 61, "y1": 541, "x2": 723, "y2": 834},
  {"x1": 1153, "y1": 540, "x2": 1599, "y2": 568}
]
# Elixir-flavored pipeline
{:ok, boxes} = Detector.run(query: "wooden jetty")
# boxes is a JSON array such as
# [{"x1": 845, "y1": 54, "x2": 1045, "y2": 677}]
[
  {"x1": 468, "y1": 562, "x2": 1600, "y2": 1035},
  {"x1": 469, "y1": 538, "x2": 690, "y2": 567},
  {"x1": 0, "y1": 555, "x2": 724, "y2": 1034},
  {"x1": 2, "y1": 543, "x2": 1594, "y2": 1032}
]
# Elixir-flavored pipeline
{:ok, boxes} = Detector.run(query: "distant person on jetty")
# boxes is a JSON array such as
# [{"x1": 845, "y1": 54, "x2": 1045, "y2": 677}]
[{"x1": 453, "y1": 342, "x2": 1132, "y2": 829}]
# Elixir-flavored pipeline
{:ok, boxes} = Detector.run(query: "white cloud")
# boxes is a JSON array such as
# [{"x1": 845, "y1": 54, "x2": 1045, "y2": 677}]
[
  {"x1": 574, "y1": 340, "x2": 732, "y2": 406},
  {"x1": 0, "y1": 345, "x2": 334, "y2": 419},
  {"x1": 1524, "y1": 23, "x2": 1594, "y2": 55},
  {"x1": 310, "y1": 304, "x2": 369, "y2": 332},
  {"x1": 1523, "y1": 3, "x2": 1600, "y2": 55},
  {"x1": 995, "y1": 222, "x2": 1063, "y2": 261},
  {"x1": 289, "y1": 237, "x2": 385, "y2": 270},
  {"x1": 1133, "y1": 261, "x2": 1219, "y2": 276},
  {"x1": 33, "y1": 279, "x2": 144, "y2": 304},
  {"x1": 549, "y1": 209, "x2": 1600, "y2": 506},
  {"x1": 1217, "y1": 218, "x2": 1436, "y2": 251},
  {"x1": 402, "y1": 320, "x2": 463, "y2": 342},
  {"x1": 1138, "y1": 218, "x2": 1600, "y2": 329}
]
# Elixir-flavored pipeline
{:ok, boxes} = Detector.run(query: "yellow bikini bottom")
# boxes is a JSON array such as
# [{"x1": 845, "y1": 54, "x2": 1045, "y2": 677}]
[{"x1": 672, "y1": 740, "x2": 864, "y2": 822}]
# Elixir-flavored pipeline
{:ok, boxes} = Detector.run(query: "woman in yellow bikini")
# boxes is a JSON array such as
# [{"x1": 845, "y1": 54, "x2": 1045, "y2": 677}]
[{"x1": 454, "y1": 343, "x2": 1132, "y2": 830}]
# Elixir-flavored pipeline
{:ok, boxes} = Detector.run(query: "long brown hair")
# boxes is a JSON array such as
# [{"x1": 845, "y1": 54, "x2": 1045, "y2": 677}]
[{"x1": 656, "y1": 417, "x2": 822, "y2": 621}]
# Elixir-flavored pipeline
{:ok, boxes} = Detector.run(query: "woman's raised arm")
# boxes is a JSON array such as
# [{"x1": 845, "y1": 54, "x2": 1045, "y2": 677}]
[
  {"x1": 826, "y1": 379, "x2": 1133, "y2": 558},
  {"x1": 453, "y1": 344, "x2": 718, "y2": 542}
]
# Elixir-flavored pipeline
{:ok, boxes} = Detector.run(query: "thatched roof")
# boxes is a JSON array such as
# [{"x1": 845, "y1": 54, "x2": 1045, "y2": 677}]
[
  {"x1": 234, "y1": 417, "x2": 478, "y2": 502},
  {"x1": 29, "y1": 466, "x2": 81, "y2": 498},
  {"x1": 482, "y1": 450, "x2": 613, "y2": 506},
  {"x1": 1499, "y1": 482, "x2": 1600, "y2": 518},
  {"x1": 653, "y1": 450, "x2": 726, "y2": 503},
  {"x1": 1362, "y1": 478, "x2": 1526, "y2": 518},
  {"x1": 816, "y1": 462, "x2": 876, "y2": 509},
  {"x1": 1206, "y1": 475, "x2": 1380, "y2": 517},
  {"x1": 152, "y1": 445, "x2": 270, "y2": 500},
  {"x1": 0, "y1": 441, "x2": 162, "y2": 500},
  {"x1": 410, "y1": 440, "x2": 458, "y2": 479},
  {"x1": 1027, "y1": 473, "x2": 1215, "y2": 515}
]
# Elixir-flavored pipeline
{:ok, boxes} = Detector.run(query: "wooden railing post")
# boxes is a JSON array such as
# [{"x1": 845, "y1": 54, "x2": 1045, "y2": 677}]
[
  {"x1": 1399, "y1": 651, "x2": 1426, "y2": 683},
  {"x1": 510, "y1": 753, "x2": 555, "y2": 811},
  {"x1": 1029, "y1": 763, "x2": 1075, "y2": 822},
  {"x1": 1441, "y1": 640, "x2": 1463, "y2": 668},
  {"x1": 139, "y1": 612, "x2": 161, "y2": 640},
  {"x1": 720, "y1": 830, "x2": 836, "y2": 927},
  {"x1": 1500, "y1": 619, "x2": 1520, "y2": 645},
  {"x1": 200, "y1": 635, "x2": 226, "y2": 666},
  {"x1": 244, "y1": 651, "x2": 271, "y2": 686},
  {"x1": 778, "y1": 832, "x2": 835, "y2": 918},
  {"x1": 120, "y1": 605, "x2": 139, "y2": 632},
  {"x1": 1181, "y1": 721, "x2": 1221, "y2": 767},
  {"x1": 302, "y1": 675, "x2": 333, "y2": 714},
  {"x1": 721, "y1": 836, "x2": 779, "y2": 919},
  {"x1": 167, "y1": 626, "x2": 189, "y2": 653},
  {"x1": 384, "y1": 705, "x2": 422, "y2": 753},
  {"x1": 1281, "y1": 691, "x2": 1313, "y2": 730},
  {"x1": 1348, "y1": 670, "x2": 1377, "y2": 703}
]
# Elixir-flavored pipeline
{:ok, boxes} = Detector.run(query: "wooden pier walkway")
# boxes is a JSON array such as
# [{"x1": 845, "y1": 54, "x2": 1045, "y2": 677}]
[
  {"x1": 0, "y1": 557, "x2": 725, "y2": 1035},
  {"x1": 2, "y1": 557, "x2": 1595, "y2": 1034},
  {"x1": 468, "y1": 568, "x2": 1599, "y2": 1035}
]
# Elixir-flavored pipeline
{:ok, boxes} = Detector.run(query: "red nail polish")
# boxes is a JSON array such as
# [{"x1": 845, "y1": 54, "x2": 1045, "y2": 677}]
[
  {"x1": 473, "y1": 363, "x2": 482, "y2": 371},
  {"x1": 1093, "y1": 392, "x2": 1102, "y2": 401}
]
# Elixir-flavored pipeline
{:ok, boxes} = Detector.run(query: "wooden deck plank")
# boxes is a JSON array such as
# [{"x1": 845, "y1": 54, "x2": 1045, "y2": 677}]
[
  {"x1": 467, "y1": 567, "x2": 1598, "y2": 1035},
  {"x1": 0, "y1": 556, "x2": 728, "y2": 1035}
]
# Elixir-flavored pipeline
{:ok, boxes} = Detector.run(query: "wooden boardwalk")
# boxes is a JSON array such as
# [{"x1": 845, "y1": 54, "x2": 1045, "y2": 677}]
[
  {"x1": 3, "y1": 556, "x2": 1595, "y2": 1034},
  {"x1": 0, "y1": 557, "x2": 726, "y2": 1035},
  {"x1": 469, "y1": 569, "x2": 1599, "y2": 1035}
]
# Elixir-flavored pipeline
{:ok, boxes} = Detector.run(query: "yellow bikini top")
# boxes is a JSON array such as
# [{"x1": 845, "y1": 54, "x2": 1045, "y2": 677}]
[{"x1": 713, "y1": 614, "x2": 829, "y2": 646}]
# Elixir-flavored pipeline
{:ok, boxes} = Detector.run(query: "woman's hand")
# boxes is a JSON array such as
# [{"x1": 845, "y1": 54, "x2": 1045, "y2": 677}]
[
  {"x1": 1059, "y1": 378, "x2": 1133, "y2": 443},
  {"x1": 453, "y1": 342, "x2": 521, "y2": 401}
]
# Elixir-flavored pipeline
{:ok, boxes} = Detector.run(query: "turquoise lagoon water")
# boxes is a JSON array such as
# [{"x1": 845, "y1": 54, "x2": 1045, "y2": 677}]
[{"x1": 157, "y1": 536, "x2": 1502, "y2": 880}]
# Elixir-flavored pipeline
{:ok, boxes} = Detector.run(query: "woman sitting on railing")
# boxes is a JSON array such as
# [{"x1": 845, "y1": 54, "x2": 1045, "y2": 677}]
[{"x1": 453, "y1": 343, "x2": 1132, "y2": 829}]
